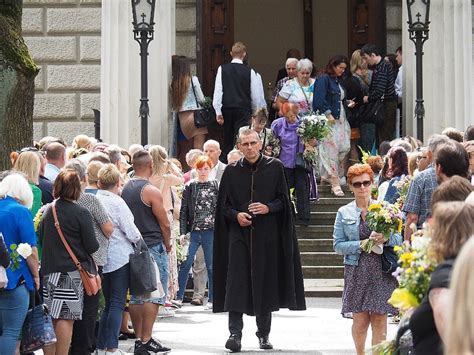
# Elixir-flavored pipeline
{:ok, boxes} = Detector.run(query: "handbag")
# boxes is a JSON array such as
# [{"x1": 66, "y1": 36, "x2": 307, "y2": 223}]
[
  {"x1": 363, "y1": 96, "x2": 385, "y2": 125},
  {"x1": 191, "y1": 79, "x2": 216, "y2": 128},
  {"x1": 20, "y1": 292, "x2": 57, "y2": 352},
  {"x1": 129, "y1": 239, "x2": 158, "y2": 296},
  {"x1": 52, "y1": 202, "x2": 101, "y2": 296},
  {"x1": 134, "y1": 254, "x2": 165, "y2": 301},
  {"x1": 381, "y1": 245, "x2": 398, "y2": 274}
]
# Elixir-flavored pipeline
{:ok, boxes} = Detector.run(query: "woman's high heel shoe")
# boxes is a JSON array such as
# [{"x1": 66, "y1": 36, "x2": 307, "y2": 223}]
[{"x1": 331, "y1": 185, "x2": 345, "y2": 197}]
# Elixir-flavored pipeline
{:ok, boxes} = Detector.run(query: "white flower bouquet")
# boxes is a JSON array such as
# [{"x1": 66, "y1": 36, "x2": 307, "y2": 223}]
[{"x1": 296, "y1": 113, "x2": 330, "y2": 164}]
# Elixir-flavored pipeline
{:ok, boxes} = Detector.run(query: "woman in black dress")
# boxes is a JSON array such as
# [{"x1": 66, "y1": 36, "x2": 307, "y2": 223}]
[{"x1": 409, "y1": 201, "x2": 474, "y2": 354}]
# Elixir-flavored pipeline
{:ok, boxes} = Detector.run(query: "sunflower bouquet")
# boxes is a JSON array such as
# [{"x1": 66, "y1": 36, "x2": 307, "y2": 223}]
[
  {"x1": 388, "y1": 226, "x2": 437, "y2": 311},
  {"x1": 361, "y1": 202, "x2": 404, "y2": 253},
  {"x1": 296, "y1": 113, "x2": 330, "y2": 165}
]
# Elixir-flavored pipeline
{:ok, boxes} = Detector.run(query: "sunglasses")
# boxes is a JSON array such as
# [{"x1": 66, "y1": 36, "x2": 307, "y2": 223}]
[{"x1": 351, "y1": 180, "x2": 372, "y2": 189}]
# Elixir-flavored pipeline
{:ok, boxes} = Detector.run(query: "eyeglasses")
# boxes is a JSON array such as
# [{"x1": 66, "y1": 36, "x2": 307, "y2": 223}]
[
  {"x1": 240, "y1": 141, "x2": 259, "y2": 148},
  {"x1": 351, "y1": 180, "x2": 372, "y2": 189},
  {"x1": 416, "y1": 155, "x2": 427, "y2": 161}
]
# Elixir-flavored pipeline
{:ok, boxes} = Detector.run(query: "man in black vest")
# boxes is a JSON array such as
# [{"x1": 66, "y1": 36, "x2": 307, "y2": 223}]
[{"x1": 213, "y1": 41, "x2": 266, "y2": 162}]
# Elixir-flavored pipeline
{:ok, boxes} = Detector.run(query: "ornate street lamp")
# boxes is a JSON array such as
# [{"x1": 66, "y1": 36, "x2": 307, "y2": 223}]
[
  {"x1": 407, "y1": 0, "x2": 430, "y2": 141},
  {"x1": 131, "y1": 0, "x2": 156, "y2": 146}
]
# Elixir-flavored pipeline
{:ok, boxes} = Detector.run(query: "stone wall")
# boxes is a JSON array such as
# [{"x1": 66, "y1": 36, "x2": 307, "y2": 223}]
[
  {"x1": 175, "y1": 0, "x2": 197, "y2": 73},
  {"x1": 387, "y1": 0, "x2": 402, "y2": 53},
  {"x1": 22, "y1": 0, "x2": 101, "y2": 144}
]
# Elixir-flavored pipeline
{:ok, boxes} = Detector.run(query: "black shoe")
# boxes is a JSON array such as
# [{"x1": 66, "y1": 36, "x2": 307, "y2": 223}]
[
  {"x1": 142, "y1": 338, "x2": 171, "y2": 353},
  {"x1": 258, "y1": 336, "x2": 273, "y2": 350},
  {"x1": 225, "y1": 334, "x2": 242, "y2": 352},
  {"x1": 134, "y1": 340, "x2": 149, "y2": 355}
]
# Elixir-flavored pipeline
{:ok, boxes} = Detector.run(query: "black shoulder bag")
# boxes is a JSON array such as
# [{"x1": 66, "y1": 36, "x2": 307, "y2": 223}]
[{"x1": 191, "y1": 78, "x2": 216, "y2": 128}]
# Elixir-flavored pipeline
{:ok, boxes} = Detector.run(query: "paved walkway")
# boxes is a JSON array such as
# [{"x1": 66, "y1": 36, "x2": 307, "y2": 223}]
[{"x1": 115, "y1": 298, "x2": 397, "y2": 354}]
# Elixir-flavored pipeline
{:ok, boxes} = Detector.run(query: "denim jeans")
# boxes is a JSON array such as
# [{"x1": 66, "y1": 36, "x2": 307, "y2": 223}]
[
  {"x1": 177, "y1": 230, "x2": 213, "y2": 302},
  {"x1": 0, "y1": 284, "x2": 29, "y2": 355},
  {"x1": 97, "y1": 264, "x2": 129, "y2": 350},
  {"x1": 130, "y1": 242, "x2": 169, "y2": 305}
]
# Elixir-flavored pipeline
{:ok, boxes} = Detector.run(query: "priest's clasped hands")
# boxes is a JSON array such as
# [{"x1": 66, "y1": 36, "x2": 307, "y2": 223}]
[{"x1": 237, "y1": 202, "x2": 270, "y2": 227}]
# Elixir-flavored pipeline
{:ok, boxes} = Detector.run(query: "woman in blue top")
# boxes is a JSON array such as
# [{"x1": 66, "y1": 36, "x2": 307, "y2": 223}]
[
  {"x1": 313, "y1": 55, "x2": 353, "y2": 197},
  {"x1": 333, "y1": 164, "x2": 402, "y2": 355},
  {"x1": 0, "y1": 173, "x2": 40, "y2": 355}
]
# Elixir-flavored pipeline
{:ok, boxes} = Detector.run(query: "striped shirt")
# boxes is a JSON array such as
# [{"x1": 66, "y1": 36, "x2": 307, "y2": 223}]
[{"x1": 368, "y1": 59, "x2": 396, "y2": 102}]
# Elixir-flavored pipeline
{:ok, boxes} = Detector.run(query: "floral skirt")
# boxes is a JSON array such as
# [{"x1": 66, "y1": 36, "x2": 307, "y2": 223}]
[
  {"x1": 319, "y1": 116, "x2": 351, "y2": 178},
  {"x1": 43, "y1": 271, "x2": 84, "y2": 320}
]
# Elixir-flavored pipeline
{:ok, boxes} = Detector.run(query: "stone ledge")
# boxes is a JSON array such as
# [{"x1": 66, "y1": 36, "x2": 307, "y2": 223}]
[
  {"x1": 22, "y1": 8, "x2": 44, "y2": 34},
  {"x1": 80, "y1": 93, "x2": 100, "y2": 118},
  {"x1": 47, "y1": 8, "x2": 102, "y2": 33},
  {"x1": 34, "y1": 93, "x2": 77, "y2": 118},
  {"x1": 80, "y1": 36, "x2": 101, "y2": 61},
  {"x1": 46, "y1": 121, "x2": 94, "y2": 144},
  {"x1": 47, "y1": 65, "x2": 101, "y2": 90},
  {"x1": 25, "y1": 37, "x2": 77, "y2": 62}
]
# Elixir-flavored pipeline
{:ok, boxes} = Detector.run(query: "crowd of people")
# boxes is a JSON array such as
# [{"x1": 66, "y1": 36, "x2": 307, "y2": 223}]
[{"x1": 0, "y1": 38, "x2": 474, "y2": 355}]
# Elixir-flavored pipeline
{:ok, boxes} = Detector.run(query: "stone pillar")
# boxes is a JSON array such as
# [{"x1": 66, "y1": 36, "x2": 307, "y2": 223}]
[
  {"x1": 403, "y1": 0, "x2": 473, "y2": 141},
  {"x1": 101, "y1": 0, "x2": 175, "y2": 148}
]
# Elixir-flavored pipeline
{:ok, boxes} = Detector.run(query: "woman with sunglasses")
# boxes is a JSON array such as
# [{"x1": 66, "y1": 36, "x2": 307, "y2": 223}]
[{"x1": 333, "y1": 163, "x2": 402, "y2": 355}]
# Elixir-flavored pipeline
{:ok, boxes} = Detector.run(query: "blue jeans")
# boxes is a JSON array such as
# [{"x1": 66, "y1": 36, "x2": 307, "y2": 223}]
[
  {"x1": 97, "y1": 264, "x2": 129, "y2": 350},
  {"x1": 177, "y1": 230, "x2": 213, "y2": 302},
  {"x1": 0, "y1": 284, "x2": 29, "y2": 355},
  {"x1": 130, "y1": 242, "x2": 169, "y2": 305}
]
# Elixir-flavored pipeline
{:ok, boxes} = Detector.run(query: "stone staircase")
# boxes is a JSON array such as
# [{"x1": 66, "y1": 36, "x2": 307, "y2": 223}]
[{"x1": 298, "y1": 185, "x2": 353, "y2": 297}]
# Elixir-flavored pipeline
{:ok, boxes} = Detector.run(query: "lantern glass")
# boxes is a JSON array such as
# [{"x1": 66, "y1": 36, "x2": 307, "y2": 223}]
[
  {"x1": 407, "y1": 0, "x2": 430, "y2": 31},
  {"x1": 132, "y1": 0, "x2": 156, "y2": 30}
]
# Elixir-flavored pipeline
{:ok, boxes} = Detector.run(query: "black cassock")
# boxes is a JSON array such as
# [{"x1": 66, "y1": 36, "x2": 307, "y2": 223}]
[{"x1": 213, "y1": 155, "x2": 306, "y2": 316}]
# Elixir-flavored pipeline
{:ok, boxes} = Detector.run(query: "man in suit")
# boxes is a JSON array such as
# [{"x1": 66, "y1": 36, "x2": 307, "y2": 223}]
[
  {"x1": 189, "y1": 139, "x2": 227, "y2": 306},
  {"x1": 213, "y1": 41, "x2": 266, "y2": 161}
]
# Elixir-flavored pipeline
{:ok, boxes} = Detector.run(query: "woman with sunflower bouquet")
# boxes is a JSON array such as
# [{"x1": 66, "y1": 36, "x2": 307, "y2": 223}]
[{"x1": 333, "y1": 164, "x2": 402, "y2": 355}]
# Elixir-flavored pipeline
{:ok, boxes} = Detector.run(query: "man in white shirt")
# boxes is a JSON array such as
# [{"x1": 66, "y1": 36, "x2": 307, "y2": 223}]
[
  {"x1": 190, "y1": 139, "x2": 227, "y2": 306},
  {"x1": 213, "y1": 41, "x2": 266, "y2": 161},
  {"x1": 44, "y1": 142, "x2": 66, "y2": 182},
  {"x1": 395, "y1": 46, "x2": 402, "y2": 101}
]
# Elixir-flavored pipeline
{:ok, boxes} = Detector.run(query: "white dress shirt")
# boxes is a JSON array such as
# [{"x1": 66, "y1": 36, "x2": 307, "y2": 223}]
[
  {"x1": 44, "y1": 163, "x2": 60, "y2": 182},
  {"x1": 212, "y1": 58, "x2": 266, "y2": 116},
  {"x1": 395, "y1": 65, "x2": 402, "y2": 99}
]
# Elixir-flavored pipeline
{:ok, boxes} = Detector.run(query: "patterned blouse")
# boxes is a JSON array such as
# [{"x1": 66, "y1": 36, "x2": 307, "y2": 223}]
[
  {"x1": 278, "y1": 77, "x2": 315, "y2": 114},
  {"x1": 192, "y1": 181, "x2": 219, "y2": 231},
  {"x1": 180, "y1": 76, "x2": 205, "y2": 112}
]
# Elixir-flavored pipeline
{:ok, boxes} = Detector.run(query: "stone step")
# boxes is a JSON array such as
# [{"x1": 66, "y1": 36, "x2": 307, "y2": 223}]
[
  {"x1": 304, "y1": 279, "x2": 343, "y2": 298},
  {"x1": 297, "y1": 238, "x2": 333, "y2": 252},
  {"x1": 317, "y1": 184, "x2": 351, "y2": 193},
  {"x1": 296, "y1": 225, "x2": 334, "y2": 239},
  {"x1": 308, "y1": 211, "x2": 337, "y2": 224},
  {"x1": 310, "y1": 197, "x2": 352, "y2": 212},
  {"x1": 302, "y1": 265, "x2": 344, "y2": 279},
  {"x1": 300, "y1": 252, "x2": 343, "y2": 266}
]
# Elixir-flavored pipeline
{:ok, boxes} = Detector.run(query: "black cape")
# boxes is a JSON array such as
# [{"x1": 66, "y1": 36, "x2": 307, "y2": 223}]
[{"x1": 213, "y1": 155, "x2": 306, "y2": 316}]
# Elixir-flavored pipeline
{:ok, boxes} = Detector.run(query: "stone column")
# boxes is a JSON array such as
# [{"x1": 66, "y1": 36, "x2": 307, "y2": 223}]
[
  {"x1": 100, "y1": 0, "x2": 175, "y2": 148},
  {"x1": 403, "y1": 0, "x2": 473, "y2": 141}
]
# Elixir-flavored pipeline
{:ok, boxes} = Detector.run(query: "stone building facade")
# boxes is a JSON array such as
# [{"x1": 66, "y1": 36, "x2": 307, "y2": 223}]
[{"x1": 22, "y1": 0, "x2": 473, "y2": 146}]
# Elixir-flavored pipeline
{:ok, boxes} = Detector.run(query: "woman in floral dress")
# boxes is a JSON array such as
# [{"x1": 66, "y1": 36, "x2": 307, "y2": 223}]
[
  {"x1": 313, "y1": 55, "x2": 353, "y2": 196},
  {"x1": 175, "y1": 156, "x2": 219, "y2": 309}
]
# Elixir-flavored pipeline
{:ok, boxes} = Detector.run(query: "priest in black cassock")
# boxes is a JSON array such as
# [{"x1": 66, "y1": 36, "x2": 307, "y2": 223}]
[{"x1": 213, "y1": 128, "x2": 306, "y2": 353}]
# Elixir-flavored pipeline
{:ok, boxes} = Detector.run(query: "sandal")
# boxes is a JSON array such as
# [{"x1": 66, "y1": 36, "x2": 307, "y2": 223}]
[{"x1": 331, "y1": 185, "x2": 345, "y2": 197}]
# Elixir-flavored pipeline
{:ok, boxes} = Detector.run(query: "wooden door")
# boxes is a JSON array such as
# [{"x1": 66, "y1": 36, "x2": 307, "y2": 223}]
[
  {"x1": 348, "y1": 0, "x2": 387, "y2": 55},
  {"x1": 198, "y1": 0, "x2": 234, "y2": 97}
]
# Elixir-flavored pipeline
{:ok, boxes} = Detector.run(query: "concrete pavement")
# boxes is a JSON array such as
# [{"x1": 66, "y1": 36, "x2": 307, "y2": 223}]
[{"x1": 116, "y1": 298, "x2": 397, "y2": 354}]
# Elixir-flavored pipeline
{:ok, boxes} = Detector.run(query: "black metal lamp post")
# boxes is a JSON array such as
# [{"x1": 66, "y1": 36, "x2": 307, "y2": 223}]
[
  {"x1": 131, "y1": 0, "x2": 156, "y2": 146},
  {"x1": 407, "y1": 0, "x2": 430, "y2": 142}
]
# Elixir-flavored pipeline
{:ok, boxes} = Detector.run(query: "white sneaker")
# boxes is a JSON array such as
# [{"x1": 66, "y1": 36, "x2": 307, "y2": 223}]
[
  {"x1": 204, "y1": 302, "x2": 213, "y2": 310},
  {"x1": 158, "y1": 306, "x2": 175, "y2": 318}
]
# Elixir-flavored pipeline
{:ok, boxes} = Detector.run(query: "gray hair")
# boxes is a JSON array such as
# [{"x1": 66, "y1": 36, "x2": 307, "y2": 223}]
[
  {"x1": 239, "y1": 128, "x2": 261, "y2": 142},
  {"x1": 64, "y1": 158, "x2": 87, "y2": 181},
  {"x1": 227, "y1": 149, "x2": 244, "y2": 160},
  {"x1": 203, "y1": 139, "x2": 221, "y2": 150},
  {"x1": 391, "y1": 139, "x2": 413, "y2": 152},
  {"x1": 0, "y1": 173, "x2": 33, "y2": 209},
  {"x1": 296, "y1": 58, "x2": 313, "y2": 73},
  {"x1": 285, "y1": 58, "x2": 298, "y2": 68},
  {"x1": 105, "y1": 144, "x2": 122, "y2": 165},
  {"x1": 185, "y1": 149, "x2": 203, "y2": 166},
  {"x1": 427, "y1": 134, "x2": 451, "y2": 154}
]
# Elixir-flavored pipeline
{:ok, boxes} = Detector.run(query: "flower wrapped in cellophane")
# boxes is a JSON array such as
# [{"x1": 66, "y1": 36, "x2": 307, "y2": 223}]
[
  {"x1": 393, "y1": 175, "x2": 412, "y2": 210},
  {"x1": 296, "y1": 113, "x2": 330, "y2": 165},
  {"x1": 388, "y1": 225, "x2": 437, "y2": 311},
  {"x1": 360, "y1": 202, "x2": 404, "y2": 253}
]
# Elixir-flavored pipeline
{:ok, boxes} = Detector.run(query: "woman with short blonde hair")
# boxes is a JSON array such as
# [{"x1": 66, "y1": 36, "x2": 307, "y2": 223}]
[
  {"x1": 13, "y1": 151, "x2": 42, "y2": 217},
  {"x1": 445, "y1": 236, "x2": 474, "y2": 355}
]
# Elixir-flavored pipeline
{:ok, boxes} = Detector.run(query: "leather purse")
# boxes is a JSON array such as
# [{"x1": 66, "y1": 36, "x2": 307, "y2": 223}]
[
  {"x1": 381, "y1": 245, "x2": 398, "y2": 274},
  {"x1": 363, "y1": 96, "x2": 385, "y2": 125},
  {"x1": 52, "y1": 202, "x2": 101, "y2": 296},
  {"x1": 191, "y1": 79, "x2": 216, "y2": 128}
]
